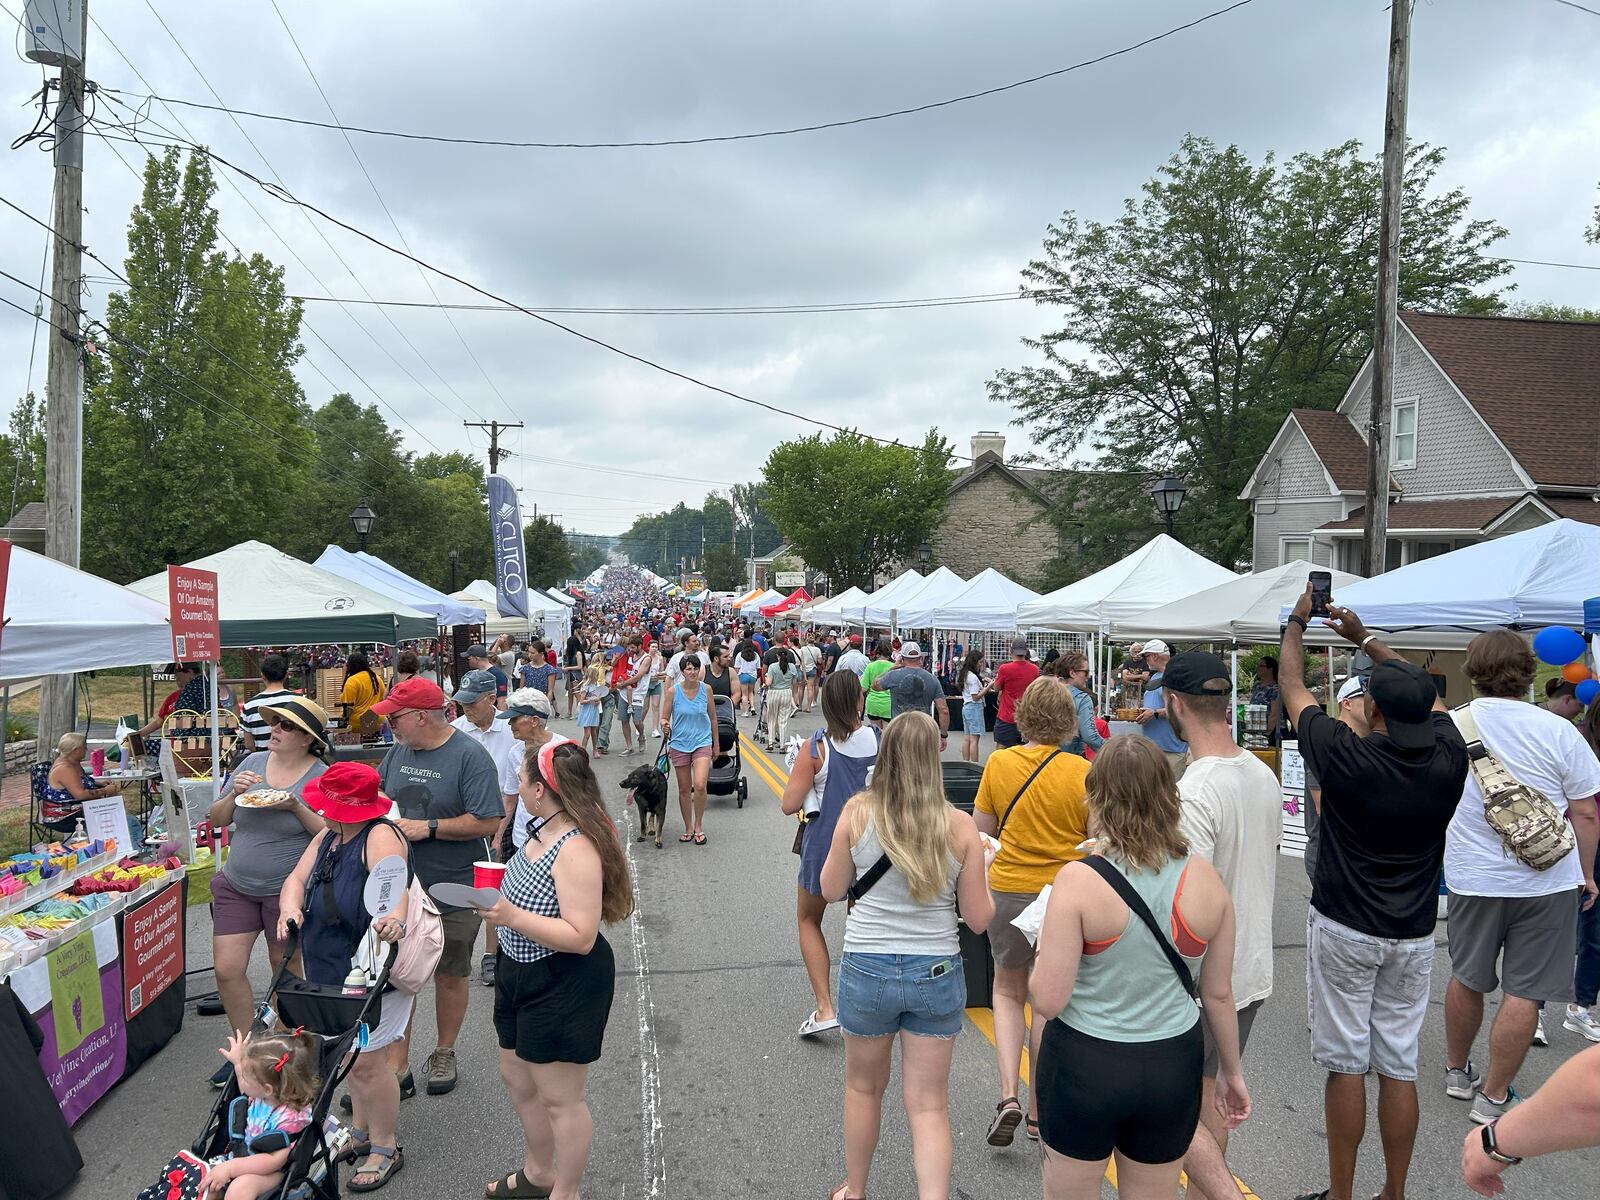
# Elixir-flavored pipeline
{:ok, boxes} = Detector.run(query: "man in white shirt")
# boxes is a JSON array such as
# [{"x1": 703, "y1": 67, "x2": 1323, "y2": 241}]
[
  {"x1": 665, "y1": 631, "x2": 711, "y2": 690},
  {"x1": 835, "y1": 635, "x2": 869, "y2": 678},
  {"x1": 1442, "y1": 630, "x2": 1600, "y2": 1123},
  {"x1": 1166, "y1": 651, "x2": 1281, "y2": 1200},
  {"x1": 450, "y1": 669, "x2": 523, "y2": 989}
]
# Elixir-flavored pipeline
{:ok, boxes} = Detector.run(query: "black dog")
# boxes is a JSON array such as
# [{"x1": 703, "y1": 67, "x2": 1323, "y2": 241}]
[{"x1": 620, "y1": 763, "x2": 668, "y2": 848}]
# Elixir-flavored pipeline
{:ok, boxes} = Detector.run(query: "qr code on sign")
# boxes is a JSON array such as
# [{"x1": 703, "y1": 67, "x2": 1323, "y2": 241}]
[
  {"x1": 129, "y1": 982, "x2": 142, "y2": 1013},
  {"x1": 175, "y1": 636, "x2": 187, "y2": 656}
]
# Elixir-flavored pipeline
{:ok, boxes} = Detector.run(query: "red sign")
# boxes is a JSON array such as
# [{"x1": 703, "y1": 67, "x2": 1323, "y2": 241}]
[
  {"x1": 167, "y1": 565, "x2": 220, "y2": 662},
  {"x1": 123, "y1": 881, "x2": 184, "y2": 1019}
]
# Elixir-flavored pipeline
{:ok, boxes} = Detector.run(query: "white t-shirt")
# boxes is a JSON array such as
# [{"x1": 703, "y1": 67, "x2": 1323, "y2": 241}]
[
  {"x1": 961, "y1": 670, "x2": 984, "y2": 702},
  {"x1": 1444, "y1": 698, "x2": 1600, "y2": 897},
  {"x1": 1178, "y1": 749, "x2": 1282, "y2": 1007},
  {"x1": 733, "y1": 652, "x2": 762, "y2": 679},
  {"x1": 510, "y1": 733, "x2": 572, "y2": 850},
  {"x1": 665, "y1": 650, "x2": 711, "y2": 690},
  {"x1": 451, "y1": 713, "x2": 523, "y2": 800},
  {"x1": 627, "y1": 655, "x2": 653, "y2": 703}
]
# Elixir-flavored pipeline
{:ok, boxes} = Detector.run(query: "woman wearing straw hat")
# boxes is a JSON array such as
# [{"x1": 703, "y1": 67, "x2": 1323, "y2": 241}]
[
  {"x1": 278, "y1": 762, "x2": 415, "y2": 1193},
  {"x1": 205, "y1": 696, "x2": 330, "y2": 1086}
]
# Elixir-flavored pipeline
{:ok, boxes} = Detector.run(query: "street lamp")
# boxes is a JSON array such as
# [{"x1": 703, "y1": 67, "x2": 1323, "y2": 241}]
[
  {"x1": 349, "y1": 501, "x2": 376, "y2": 551},
  {"x1": 1151, "y1": 473, "x2": 1186, "y2": 538},
  {"x1": 448, "y1": 547, "x2": 459, "y2": 591},
  {"x1": 917, "y1": 540, "x2": 932, "y2": 571}
]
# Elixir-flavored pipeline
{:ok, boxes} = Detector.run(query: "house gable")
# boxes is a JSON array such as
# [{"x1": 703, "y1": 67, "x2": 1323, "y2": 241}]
[{"x1": 1241, "y1": 417, "x2": 1339, "y2": 502}]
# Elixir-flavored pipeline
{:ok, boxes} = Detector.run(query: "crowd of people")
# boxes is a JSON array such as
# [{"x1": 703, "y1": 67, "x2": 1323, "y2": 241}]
[{"x1": 113, "y1": 564, "x2": 1600, "y2": 1200}]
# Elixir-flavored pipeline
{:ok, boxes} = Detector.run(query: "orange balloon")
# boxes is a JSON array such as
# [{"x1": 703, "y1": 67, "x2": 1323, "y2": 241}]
[{"x1": 1562, "y1": 662, "x2": 1592, "y2": 685}]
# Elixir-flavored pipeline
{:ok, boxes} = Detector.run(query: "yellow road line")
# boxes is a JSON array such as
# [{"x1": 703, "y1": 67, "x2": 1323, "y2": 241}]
[{"x1": 737, "y1": 732, "x2": 787, "y2": 796}]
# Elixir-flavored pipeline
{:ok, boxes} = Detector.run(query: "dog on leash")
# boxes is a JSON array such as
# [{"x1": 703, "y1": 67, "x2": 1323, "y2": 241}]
[{"x1": 620, "y1": 763, "x2": 669, "y2": 848}]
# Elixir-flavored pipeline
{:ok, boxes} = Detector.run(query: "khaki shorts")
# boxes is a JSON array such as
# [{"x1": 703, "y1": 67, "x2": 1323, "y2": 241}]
[
  {"x1": 988, "y1": 889, "x2": 1042, "y2": 970},
  {"x1": 436, "y1": 908, "x2": 483, "y2": 978}
]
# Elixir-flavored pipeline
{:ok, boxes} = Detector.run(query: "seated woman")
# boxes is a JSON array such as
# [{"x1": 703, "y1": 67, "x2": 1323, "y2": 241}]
[{"x1": 42, "y1": 732, "x2": 123, "y2": 834}]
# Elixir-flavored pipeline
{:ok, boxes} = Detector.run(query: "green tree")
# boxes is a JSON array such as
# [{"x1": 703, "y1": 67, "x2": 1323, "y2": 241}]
[
  {"x1": 1510, "y1": 301, "x2": 1600, "y2": 323},
  {"x1": 0, "y1": 392, "x2": 45, "y2": 519},
  {"x1": 702, "y1": 544, "x2": 743, "y2": 590},
  {"x1": 566, "y1": 536, "x2": 607, "y2": 581},
  {"x1": 523, "y1": 516, "x2": 573, "y2": 588},
  {"x1": 414, "y1": 451, "x2": 484, "y2": 485},
  {"x1": 85, "y1": 147, "x2": 313, "y2": 581},
  {"x1": 991, "y1": 136, "x2": 1510, "y2": 575},
  {"x1": 762, "y1": 429, "x2": 952, "y2": 590}
]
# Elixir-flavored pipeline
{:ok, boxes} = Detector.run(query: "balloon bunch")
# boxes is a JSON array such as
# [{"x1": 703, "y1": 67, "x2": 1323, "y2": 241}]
[{"x1": 1533, "y1": 627, "x2": 1599, "y2": 706}]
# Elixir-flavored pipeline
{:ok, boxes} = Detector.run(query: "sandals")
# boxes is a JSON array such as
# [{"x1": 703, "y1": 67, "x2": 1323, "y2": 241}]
[
  {"x1": 986, "y1": 1097, "x2": 1023, "y2": 1147},
  {"x1": 679, "y1": 833, "x2": 694, "y2": 843},
  {"x1": 348, "y1": 1145, "x2": 404, "y2": 1192},
  {"x1": 1026, "y1": 1115, "x2": 1040, "y2": 1142},
  {"x1": 828, "y1": 1186, "x2": 864, "y2": 1200},
  {"x1": 798, "y1": 1010, "x2": 840, "y2": 1037},
  {"x1": 485, "y1": 1168, "x2": 552, "y2": 1198},
  {"x1": 693, "y1": 832, "x2": 707, "y2": 845}
]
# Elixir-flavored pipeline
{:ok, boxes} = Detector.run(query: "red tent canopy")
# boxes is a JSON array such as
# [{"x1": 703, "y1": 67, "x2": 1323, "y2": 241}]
[{"x1": 760, "y1": 587, "x2": 812, "y2": 617}]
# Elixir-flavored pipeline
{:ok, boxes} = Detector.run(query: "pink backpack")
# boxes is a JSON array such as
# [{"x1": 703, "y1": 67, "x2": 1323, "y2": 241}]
[{"x1": 385, "y1": 873, "x2": 443, "y2": 994}]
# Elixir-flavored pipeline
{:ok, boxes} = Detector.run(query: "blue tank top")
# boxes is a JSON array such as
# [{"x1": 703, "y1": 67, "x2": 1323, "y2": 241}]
[
  {"x1": 668, "y1": 683, "x2": 713, "y2": 752},
  {"x1": 300, "y1": 822, "x2": 380, "y2": 985}
]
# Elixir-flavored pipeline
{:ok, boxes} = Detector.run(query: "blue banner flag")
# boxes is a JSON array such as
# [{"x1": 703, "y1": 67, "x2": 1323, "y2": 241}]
[{"x1": 487, "y1": 473, "x2": 529, "y2": 618}]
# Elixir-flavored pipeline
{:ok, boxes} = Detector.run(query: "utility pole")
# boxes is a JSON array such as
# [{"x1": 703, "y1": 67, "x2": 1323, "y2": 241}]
[
  {"x1": 37, "y1": 0, "x2": 89, "y2": 756},
  {"x1": 464, "y1": 419, "x2": 524, "y2": 474},
  {"x1": 1361, "y1": 0, "x2": 1411, "y2": 577}
]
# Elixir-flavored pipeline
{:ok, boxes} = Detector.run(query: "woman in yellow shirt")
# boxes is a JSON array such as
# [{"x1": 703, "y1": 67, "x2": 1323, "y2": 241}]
[
  {"x1": 972, "y1": 675, "x2": 1090, "y2": 1148},
  {"x1": 338, "y1": 651, "x2": 386, "y2": 740}
]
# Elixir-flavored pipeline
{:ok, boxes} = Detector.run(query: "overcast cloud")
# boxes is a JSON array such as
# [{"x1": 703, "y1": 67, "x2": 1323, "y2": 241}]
[{"x1": 1, "y1": 0, "x2": 1596, "y2": 535}]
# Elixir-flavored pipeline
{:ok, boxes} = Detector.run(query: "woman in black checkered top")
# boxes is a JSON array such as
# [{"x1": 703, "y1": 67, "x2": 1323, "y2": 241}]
[{"x1": 477, "y1": 739, "x2": 635, "y2": 1200}]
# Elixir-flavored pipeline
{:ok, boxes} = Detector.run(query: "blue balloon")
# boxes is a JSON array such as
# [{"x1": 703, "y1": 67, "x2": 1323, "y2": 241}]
[
  {"x1": 1578, "y1": 679, "x2": 1600, "y2": 707},
  {"x1": 1533, "y1": 626, "x2": 1586, "y2": 667}
]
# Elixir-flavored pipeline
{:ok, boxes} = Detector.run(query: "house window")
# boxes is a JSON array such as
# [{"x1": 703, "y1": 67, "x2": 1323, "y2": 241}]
[
  {"x1": 1390, "y1": 399, "x2": 1418, "y2": 469},
  {"x1": 1280, "y1": 536, "x2": 1312, "y2": 565},
  {"x1": 1411, "y1": 540, "x2": 1453, "y2": 562}
]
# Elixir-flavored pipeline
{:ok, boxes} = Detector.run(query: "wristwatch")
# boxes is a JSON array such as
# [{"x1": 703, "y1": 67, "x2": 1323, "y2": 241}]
[
  {"x1": 427, "y1": 818, "x2": 438, "y2": 840},
  {"x1": 1480, "y1": 1120, "x2": 1521, "y2": 1166}
]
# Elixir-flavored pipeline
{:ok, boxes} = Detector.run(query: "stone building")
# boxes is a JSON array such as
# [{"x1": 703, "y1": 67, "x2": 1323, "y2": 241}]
[{"x1": 916, "y1": 432, "x2": 1060, "y2": 588}]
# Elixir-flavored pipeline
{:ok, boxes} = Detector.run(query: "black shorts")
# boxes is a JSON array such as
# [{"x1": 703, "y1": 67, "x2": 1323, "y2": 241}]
[
  {"x1": 493, "y1": 935, "x2": 616, "y2": 1064},
  {"x1": 993, "y1": 719, "x2": 1021, "y2": 749},
  {"x1": 1036, "y1": 1017, "x2": 1202, "y2": 1164}
]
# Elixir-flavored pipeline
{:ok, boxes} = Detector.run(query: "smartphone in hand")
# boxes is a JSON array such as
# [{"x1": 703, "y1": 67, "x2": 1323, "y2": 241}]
[{"x1": 1309, "y1": 570, "x2": 1333, "y2": 618}]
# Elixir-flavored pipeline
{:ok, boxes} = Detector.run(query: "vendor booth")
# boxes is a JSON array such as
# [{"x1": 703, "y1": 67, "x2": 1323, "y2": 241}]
[
  {"x1": 803, "y1": 585, "x2": 869, "y2": 626},
  {"x1": 760, "y1": 587, "x2": 812, "y2": 618},
  {"x1": 740, "y1": 588, "x2": 784, "y2": 618},
  {"x1": 313, "y1": 544, "x2": 485, "y2": 627},
  {"x1": 855, "y1": 569, "x2": 925, "y2": 628}
]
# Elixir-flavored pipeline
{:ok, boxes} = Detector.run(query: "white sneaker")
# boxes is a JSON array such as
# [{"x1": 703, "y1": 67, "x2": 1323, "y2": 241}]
[
  {"x1": 1565, "y1": 1003, "x2": 1600, "y2": 1042},
  {"x1": 1533, "y1": 1010, "x2": 1549, "y2": 1046}
]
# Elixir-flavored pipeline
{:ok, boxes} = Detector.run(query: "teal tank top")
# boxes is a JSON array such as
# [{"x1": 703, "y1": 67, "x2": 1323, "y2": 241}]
[
  {"x1": 1060, "y1": 855, "x2": 1203, "y2": 1042},
  {"x1": 667, "y1": 682, "x2": 713, "y2": 752}
]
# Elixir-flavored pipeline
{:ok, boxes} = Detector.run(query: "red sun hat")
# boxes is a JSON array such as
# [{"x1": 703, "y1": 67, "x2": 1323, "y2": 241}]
[
  {"x1": 371, "y1": 675, "x2": 447, "y2": 716},
  {"x1": 302, "y1": 761, "x2": 391, "y2": 823}
]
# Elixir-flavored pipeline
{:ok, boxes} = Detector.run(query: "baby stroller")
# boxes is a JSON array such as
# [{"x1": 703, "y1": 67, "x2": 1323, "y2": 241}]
[
  {"x1": 706, "y1": 693, "x2": 747, "y2": 808},
  {"x1": 186, "y1": 921, "x2": 391, "y2": 1200}
]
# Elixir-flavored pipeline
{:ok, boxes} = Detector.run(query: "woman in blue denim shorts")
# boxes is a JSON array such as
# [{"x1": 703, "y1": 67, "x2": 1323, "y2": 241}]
[{"x1": 820, "y1": 711, "x2": 996, "y2": 1200}]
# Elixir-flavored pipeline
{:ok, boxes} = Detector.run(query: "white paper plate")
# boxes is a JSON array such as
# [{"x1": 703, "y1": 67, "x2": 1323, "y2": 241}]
[{"x1": 427, "y1": 882, "x2": 501, "y2": 910}]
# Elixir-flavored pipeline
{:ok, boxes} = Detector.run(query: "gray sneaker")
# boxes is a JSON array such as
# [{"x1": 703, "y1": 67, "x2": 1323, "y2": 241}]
[
  {"x1": 424, "y1": 1047, "x2": 458, "y2": 1095},
  {"x1": 1444, "y1": 1061, "x2": 1481, "y2": 1100},
  {"x1": 1470, "y1": 1086, "x2": 1521, "y2": 1125}
]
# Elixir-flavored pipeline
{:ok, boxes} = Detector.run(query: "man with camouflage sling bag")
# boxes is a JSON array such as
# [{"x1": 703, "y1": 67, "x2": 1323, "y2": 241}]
[{"x1": 1443, "y1": 630, "x2": 1600, "y2": 1125}]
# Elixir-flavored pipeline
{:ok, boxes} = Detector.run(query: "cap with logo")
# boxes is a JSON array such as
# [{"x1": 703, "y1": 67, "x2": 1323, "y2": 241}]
[
  {"x1": 1368, "y1": 660, "x2": 1438, "y2": 749},
  {"x1": 452, "y1": 669, "x2": 499, "y2": 704}
]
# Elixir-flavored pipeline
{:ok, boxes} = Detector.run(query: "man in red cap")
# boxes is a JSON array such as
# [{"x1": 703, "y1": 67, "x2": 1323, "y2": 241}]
[{"x1": 371, "y1": 677, "x2": 504, "y2": 1097}]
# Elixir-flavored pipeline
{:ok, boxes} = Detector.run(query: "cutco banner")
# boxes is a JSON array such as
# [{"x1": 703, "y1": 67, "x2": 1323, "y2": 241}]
[{"x1": 487, "y1": 473, "x2": 529, "y2": 619}]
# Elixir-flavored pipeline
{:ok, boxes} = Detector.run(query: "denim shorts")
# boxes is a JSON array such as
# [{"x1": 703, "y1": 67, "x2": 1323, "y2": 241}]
[
  {"x1": 1306, "y1": 907, "x2": 1433, "y2": 1080},
  {"x1": 837, "y1": 952, "x2": 966, "y2": 1039},
  {"x1": 961, "y1": 701, "x2": 985, "y2": 735}
]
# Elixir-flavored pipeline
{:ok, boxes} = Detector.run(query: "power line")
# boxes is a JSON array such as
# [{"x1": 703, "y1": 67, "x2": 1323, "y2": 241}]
[
  {"x1": 1505, "y1": 255, "x2": 1600, "y2": 271},
  {"x1": 100, "y1": 0, "x2": 1258, "y2": 150},
  {"x1": 1549, "y1": 0, "x2": 1600, "y2": 18}
]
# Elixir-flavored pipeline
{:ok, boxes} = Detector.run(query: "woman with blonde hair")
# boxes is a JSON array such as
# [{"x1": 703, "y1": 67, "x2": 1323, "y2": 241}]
[
  {"x1": 820, "y1": 712, "x2": 995, "y2": 1200},
  {"x1": 973, "y1": 674, "x2": 1091, "y2": 1147},
  {"x1": 1030, "y1": 736, "x2": 1249, "y2": 1200},
  {"x1": 42, "y1": 731, "x2": 123, "y2": 834}
]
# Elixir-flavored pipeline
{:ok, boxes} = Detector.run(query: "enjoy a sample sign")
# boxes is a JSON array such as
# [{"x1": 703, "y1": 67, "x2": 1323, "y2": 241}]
[{"x1": 166, "y1": 566, "x2": 220, "y2": 662}]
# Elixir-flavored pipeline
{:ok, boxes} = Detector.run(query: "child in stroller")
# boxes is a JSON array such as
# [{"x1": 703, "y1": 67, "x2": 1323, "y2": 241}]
[{"x1": 204, "y1": 1030, "x2": 320, "y2": 1198}]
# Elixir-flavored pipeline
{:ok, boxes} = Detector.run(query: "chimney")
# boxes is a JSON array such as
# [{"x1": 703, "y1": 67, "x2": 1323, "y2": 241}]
[{"x1": 971, "y1": 430, "x2": 1005, "y2": 463}]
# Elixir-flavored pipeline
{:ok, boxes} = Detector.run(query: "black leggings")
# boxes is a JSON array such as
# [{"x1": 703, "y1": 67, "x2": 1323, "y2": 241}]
[{"x1": 1035, "y1": 1017, "x2": 1203, "y2": 1164}]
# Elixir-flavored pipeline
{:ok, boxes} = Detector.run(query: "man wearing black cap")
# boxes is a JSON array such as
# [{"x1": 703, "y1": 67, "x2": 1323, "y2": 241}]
[
  {"x1": 1163, "y1": 651, "x2": 1282, "y2": 1200},
  {"x1": 1279, "y1": 587, "x2": 1468, "y2": 1200},
  {"x1": 466, "y1": 644, "x2": 509, "y2": 711}
]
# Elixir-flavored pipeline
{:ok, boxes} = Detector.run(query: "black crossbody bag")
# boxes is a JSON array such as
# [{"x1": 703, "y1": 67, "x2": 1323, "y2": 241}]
[{"x1": 1081, "y1": 855, "x2": 1197, "y2": 1000}]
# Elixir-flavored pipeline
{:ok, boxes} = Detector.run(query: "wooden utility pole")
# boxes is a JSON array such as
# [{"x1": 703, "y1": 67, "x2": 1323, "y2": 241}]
[
  {"x1": 37, "y1": 1, "x2": 89, "y2": 756},
  {"x1": 1361, "y1": 0, "x2": 1412, "y2": 576},
  {"x1": 463, "y1": 419, "x2": 524, "y2": 474}
]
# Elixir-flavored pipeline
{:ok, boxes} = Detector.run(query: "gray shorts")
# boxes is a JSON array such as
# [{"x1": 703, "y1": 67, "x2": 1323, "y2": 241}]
[
  {"x1": 1446, "y1": 889, "x2": 1580, "y2": 1003},
  {"x1": 1306, "y1": 907, "x2": 1433, "y2": 1080},
  {"x1": 987, "y1": 889, "x2": 1041, "y2": 971},
  {"x1": 1201, "y1": 998, "x2": 1264, "y2": 1078}
]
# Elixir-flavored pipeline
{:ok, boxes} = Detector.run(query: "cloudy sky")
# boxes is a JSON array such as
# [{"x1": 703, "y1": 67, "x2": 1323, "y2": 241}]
[{"x1": 1, "y1": 0, "x2": 1596, "y2": 535}]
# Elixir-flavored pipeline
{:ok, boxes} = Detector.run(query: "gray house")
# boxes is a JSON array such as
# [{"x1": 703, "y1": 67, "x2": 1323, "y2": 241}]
[{"x1": 1241, "y1": 311, "x2": 1600, "y2": 573}]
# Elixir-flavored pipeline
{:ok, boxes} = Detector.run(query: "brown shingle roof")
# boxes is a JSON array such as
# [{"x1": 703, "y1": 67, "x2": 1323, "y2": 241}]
[
  {"x1": 1293, "y1": 409, "x2": 1371, "y2": 491},
  {"x1": 1531, "y1": 496, "x2": 1600, "y2": 526},
  {"x1": 1401, "y1": 311, "x2": 1600, "y2": 489},
  {"x1": 1316, "y1": 497, "x2": 1517, "y2": 532}
]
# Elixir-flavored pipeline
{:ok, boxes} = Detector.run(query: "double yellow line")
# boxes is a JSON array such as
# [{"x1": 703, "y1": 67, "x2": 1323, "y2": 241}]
[{"x1": 736, "y1": 724, "x2": 1261, "y2": 1200}]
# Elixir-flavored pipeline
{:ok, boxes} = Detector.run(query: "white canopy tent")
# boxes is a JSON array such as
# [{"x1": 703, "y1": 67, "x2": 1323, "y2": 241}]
[
  {"x1": 313, "y1": 545, "x2": 485, "y2": 627},
  {"x1": 1280, "y1": 519, "x2": 1600, "y2": 646},
  {"x1": 740, "y1": 588, "x2": 785, "y2": 617},
  {"x1": 897, "y1": 567, "x2": 1041, "y2": 631},
  {"x1": 452, "y1": 579, "x2": 570, "y2": 642},
  {"x1": 0, "y1": 544, "x2": 173, "y2": 682},
  {"x1": 541, "y1": 588, "x2": 577, "y2": 608},
  {"x1": 877, "y1": 567, "x2": 966, "y2": 628},
  {"x1": 856, "y1": 569, "x2": 927, "y2": 627},
  {"x1": 803, "y1": 586, "x2": 868, "y2": 625},
  {"x1": 1018, "y1": 535, "x2": 1240, "y2": 633},
  {"x1": 1116, "y1": 560, "x2": 1364, "y2": 645}
]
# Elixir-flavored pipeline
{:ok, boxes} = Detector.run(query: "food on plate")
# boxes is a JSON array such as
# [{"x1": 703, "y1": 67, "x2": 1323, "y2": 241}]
[{"x1": 236, "y1": 788, "x2": 294, "y2": 809}]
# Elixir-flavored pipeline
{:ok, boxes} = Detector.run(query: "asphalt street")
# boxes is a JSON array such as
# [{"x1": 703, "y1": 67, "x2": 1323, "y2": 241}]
[{"x1": 61, "y1": 705, "x2": 1599, "y2": 1199}]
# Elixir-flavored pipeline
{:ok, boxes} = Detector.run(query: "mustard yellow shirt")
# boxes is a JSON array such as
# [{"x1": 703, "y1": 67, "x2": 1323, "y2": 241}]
[{"x1": 975, "y1": 744, "x2": 1091, "y2": 894}]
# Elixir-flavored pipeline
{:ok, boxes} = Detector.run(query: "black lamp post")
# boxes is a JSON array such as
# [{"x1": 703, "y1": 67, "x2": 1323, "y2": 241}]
[
  {"x1": 350, "y1": 501, "x2": 376, "y2": 551},
  {"x1": 1151, "y1": 473, "x2": 1186, "y2": 539},
  {"x1": 448, "y1": 547, "x2": 459, "y2": 591},
  {"x1": 917, "y1": 540, "x2": 932, "y2": 571}
]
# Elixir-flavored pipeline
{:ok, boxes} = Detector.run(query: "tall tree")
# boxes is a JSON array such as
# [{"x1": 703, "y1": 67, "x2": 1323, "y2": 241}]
[
  {"x1": 84, "y1": 148, "x2": 312, "y2": 581},
  {"x1": 991, "y1": 136, "x2": 1510, "y2": 574},
  {"x1": 763, "y1": 429, "x2": 952, "y2": 590},
  {"x1": 0, "y1": 393, "x2": 45, "y2": 520},
  {"x1": 522, "y1": 515, "x2": 573, "y2": 588}
]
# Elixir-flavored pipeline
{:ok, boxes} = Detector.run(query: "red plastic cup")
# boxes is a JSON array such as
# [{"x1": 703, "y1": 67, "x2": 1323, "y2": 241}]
[
  {"x1": 90, "y1": 748, "x2": 106, "y2": 775},
  {"x1": 473, "y1": 861, "x2": 508, "y2": 890}
]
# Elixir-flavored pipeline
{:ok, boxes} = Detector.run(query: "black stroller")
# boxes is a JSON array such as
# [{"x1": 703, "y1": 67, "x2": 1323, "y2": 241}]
[
  {"x1": 187, "y1": 922, "x2": 392, "y2": 1200},
  {"x1": 706, "y1": 693, "x2": 747, "y2": 807}
]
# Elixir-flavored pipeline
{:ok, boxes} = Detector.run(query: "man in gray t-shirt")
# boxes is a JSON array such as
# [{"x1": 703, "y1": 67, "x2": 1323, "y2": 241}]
[
  {"x1": 870, "y1": 643, "x2": 951, "y2": 746},
  {"x1": 373, "y1": 677, "x2": 503, "y2": 1096}
]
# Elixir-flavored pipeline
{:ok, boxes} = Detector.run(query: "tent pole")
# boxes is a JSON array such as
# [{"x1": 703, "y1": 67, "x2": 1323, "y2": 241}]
[{"x1": 1230, "y1": 644, "x2": 1239, "y2": 743}]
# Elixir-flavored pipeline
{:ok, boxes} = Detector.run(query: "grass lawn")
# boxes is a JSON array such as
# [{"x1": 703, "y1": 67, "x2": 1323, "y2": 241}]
[
  {"x1": 0, "y1": 802, "x2": 27, "y2": 857},
  {"x1": 5, "y1": 672, "x2": 151, "y2": 729}
]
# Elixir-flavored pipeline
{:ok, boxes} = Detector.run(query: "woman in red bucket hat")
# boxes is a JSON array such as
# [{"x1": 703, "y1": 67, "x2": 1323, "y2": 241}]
[{"x1": 277, "y1": 762, "x2": 414, "y2": 1192}]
